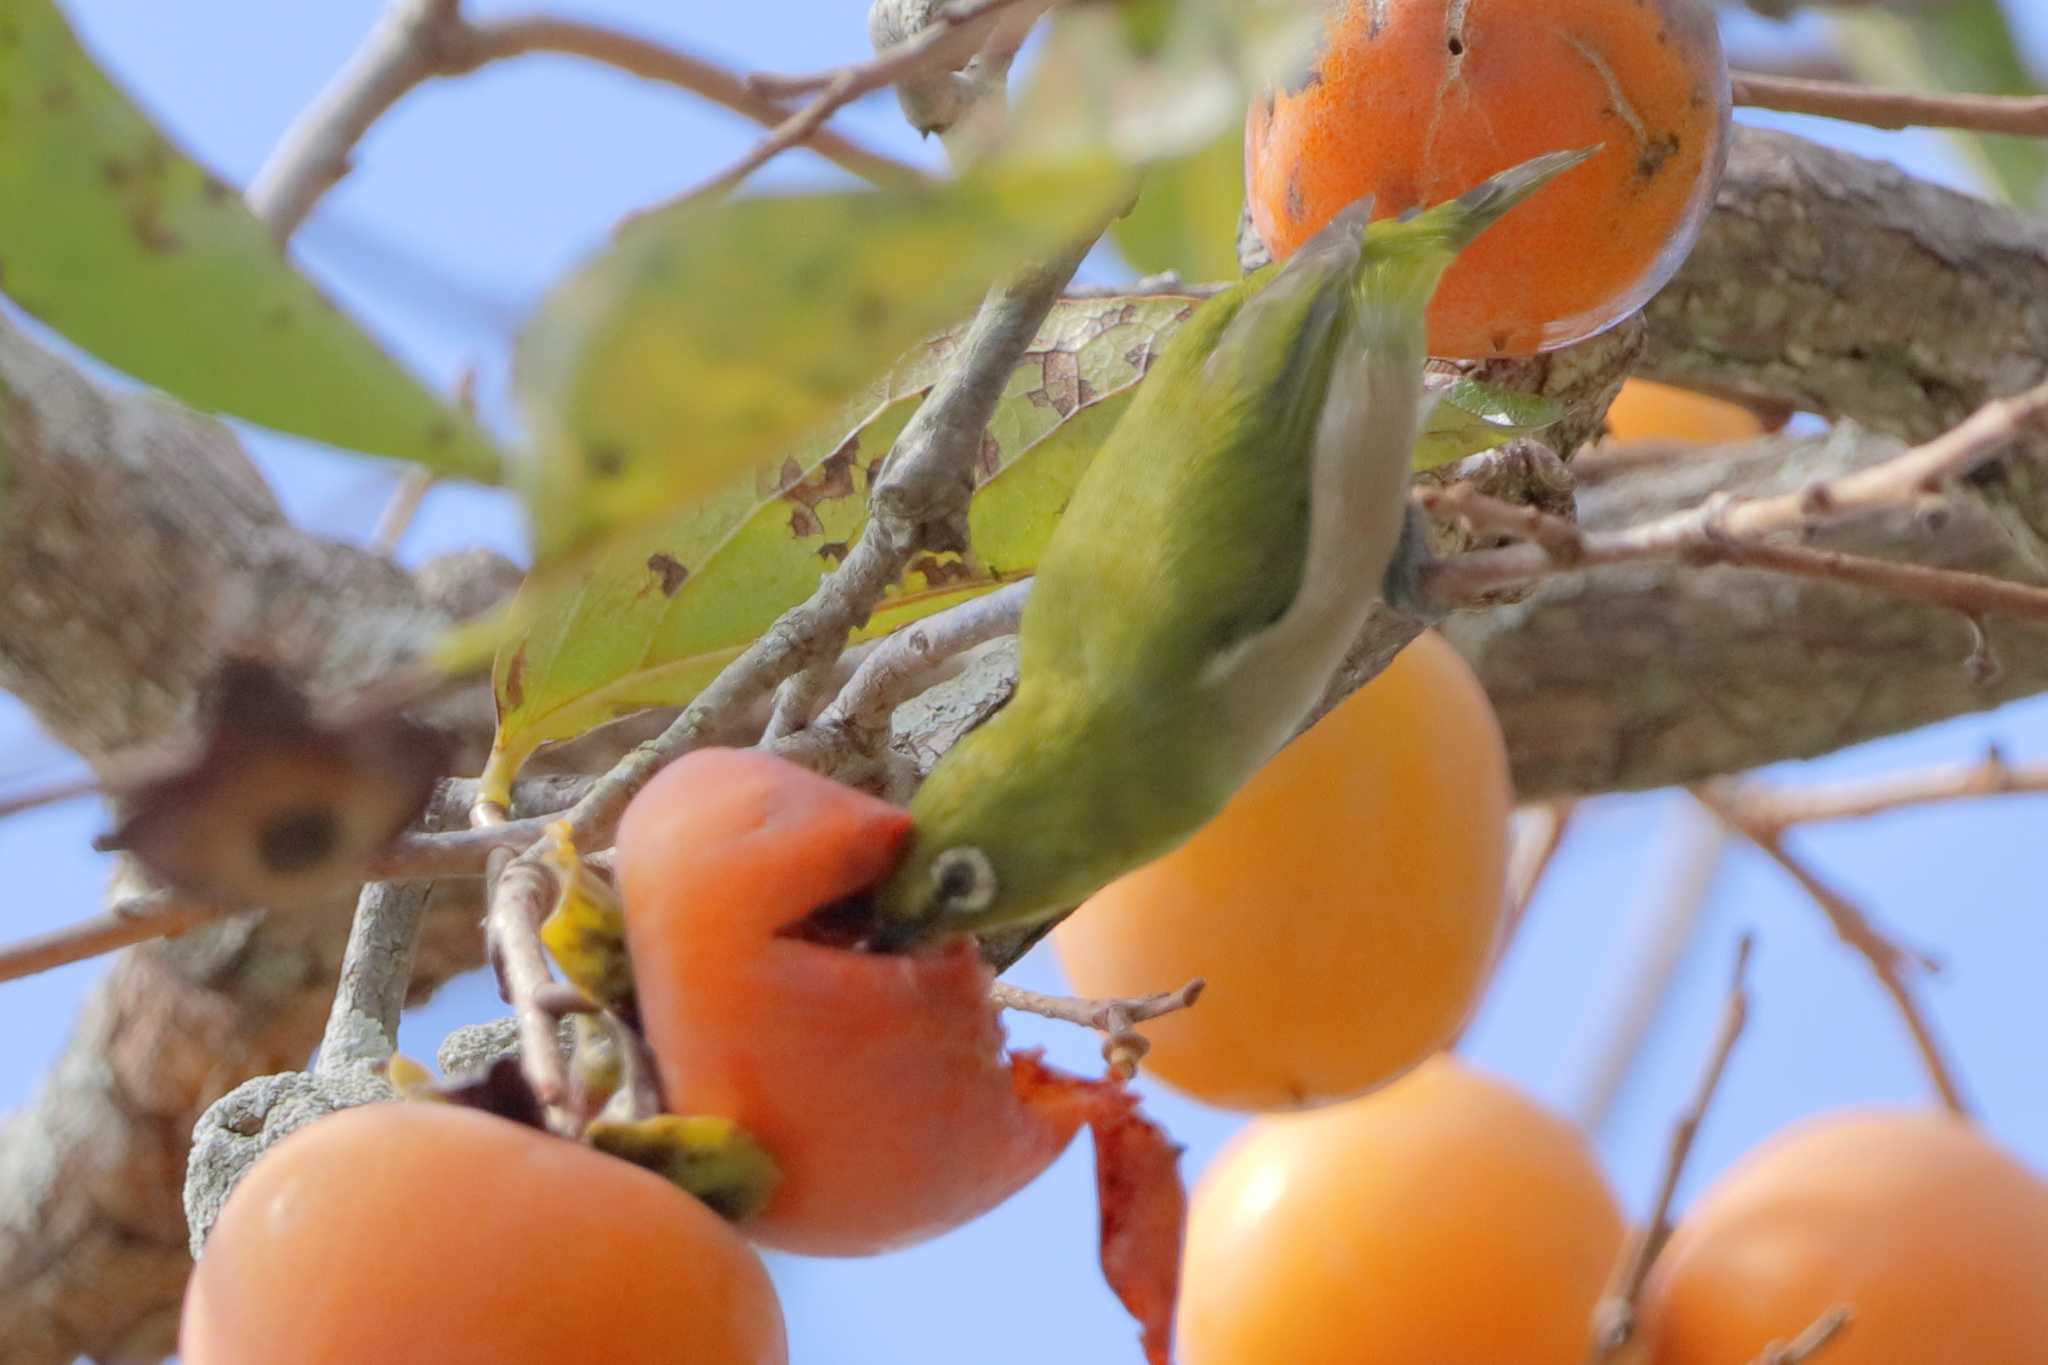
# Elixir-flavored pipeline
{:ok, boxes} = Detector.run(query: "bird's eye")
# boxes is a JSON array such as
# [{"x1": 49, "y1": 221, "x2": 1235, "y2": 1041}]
[{"x1": 930, "y1": 847, "x2": 998, "y2": 914}]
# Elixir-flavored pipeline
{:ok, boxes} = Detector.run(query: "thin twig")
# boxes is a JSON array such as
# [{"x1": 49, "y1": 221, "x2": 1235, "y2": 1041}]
[
  {"x1": 992, "y1": 978, "x2": 1205, "y2": 1078},
  {"x1": 1568, "y1": 805, "x2": 1727, "y2": 1134},
  {"x1": 0, "y1": 894, "x2": 230, "y2": 986},
  {"x1": 1422, "y1": 380, "x2": 2048, "y2": 618},
  {"x1": 1507, "y1": 800, "x2": 1578, "y2": 931},
  {"x1": 483, "y1": 852, "x2": 569, "y2": 1114},
  {"x1": 546, "y1": 231, "x2": 1101, "y2": 851},
  {"x1": 369, "y1": 467, "x2": 435, "y2": 556},
  {"x1": 781, "y1": 579, "x2": 1032, "y2": 758},
  {"x1": 248, "y1": 0, "x2": 922, "y2": 238},
  {"x1": 747, "y1": 0, "x2": 1040, "y2": 99},
  {"x1": 465, "y1": 17, "x2": 928, "y2": 189},
  {"x1": 1720, "y1": 748, "x2": 2048, "y2": 831},
  {"x1": 1692, "y1": 786, "x2": 1972, "y2": 1116},
  {"x1": 315, "y1": 880, "x2": 432, "y2": 1074},
  {"x1": 1751, "y1": 1307, "x2": 1853, "y2": 1365},
  {"x1": 679, "y1": 0, "x2": 1049, "y2": 202},
  {"x1": 1588, "y1": 934, "x2": 1755, "y2": 1363},
  {"x1": 1734, "y1": 71, "x2": 2048, "y2": 138}
]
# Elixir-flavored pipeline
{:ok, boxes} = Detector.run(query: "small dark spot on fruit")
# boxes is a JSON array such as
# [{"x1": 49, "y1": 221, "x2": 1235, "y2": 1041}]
[
  {"x1": 817, "y1": 541, "x2": 849, "y2": 564},
  {"x1": 586, "y1": 444, "x2": 627, "y2": 479},
  {"x1": 1446, "y1": 36, "x2": 1464, "y2": 56},
  {"x1": 258, "y1": 806, "x2": 341, "y2": 874}
]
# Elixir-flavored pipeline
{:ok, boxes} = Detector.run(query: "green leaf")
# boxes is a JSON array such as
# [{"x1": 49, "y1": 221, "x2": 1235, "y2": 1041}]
[
  {"x1": 1110, "y1": 127, "x2": 1246, "y2": 283},
  {"x1": 0, "y1": 0, "x2": 501, "y2": 479},
  {"x1": 483, "y1": 294, "x2": 1196, "y2": 798},
  {"x1": 1836, "y1": 1, "x2": 2047, "y2": 209},
  {"x1": 482, "y1": 292, "x2": 1559, "y2": 795},
  {"x1": 1414, "y1": 376, "x2": 1564, "y2": 471},
  {"x1": 514, "y1": 159, "x2": 1132, "y2": 564}
]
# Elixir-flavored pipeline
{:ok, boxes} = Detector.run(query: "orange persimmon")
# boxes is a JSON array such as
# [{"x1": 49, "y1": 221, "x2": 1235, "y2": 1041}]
[
  {"x1": 1178, "y1": 1057, "x2": 1624, "y2": 1364},
  {"x1": 1054, "y1": 629, "x2": 1511, "y2": 1111},
  {"x1": 181, "y1": 1102, "x2": 786, "y2": 1365},
  {"x1": 1246, "y1": 0, "x2": 1729, "y2": 357}
]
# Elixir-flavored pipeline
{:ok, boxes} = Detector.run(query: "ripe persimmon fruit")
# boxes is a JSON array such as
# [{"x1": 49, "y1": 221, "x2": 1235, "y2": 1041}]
[
  {"x1": 1604, "y1": 378, "x2": 1764, "y2": 444},
  {"x1": 1246, "y1": 0, "x2": 1729, "y2": 358},
  {"x1": 180, "y1": 1101, "x2": 786, "y2": 1365},
  {"x1": 614, "y1": 748, "x2": 1185, "y2": 1361},
  {"x1": 1640, "y1": 1109, "x2": 2048, "y2": 1363},
  {"x1": 1178, "y1": 1057, "x2": 1624, "y2": 1364},
  {"x1": 1053, "y1": 629, "x2": 1511, "y2": 1111}
]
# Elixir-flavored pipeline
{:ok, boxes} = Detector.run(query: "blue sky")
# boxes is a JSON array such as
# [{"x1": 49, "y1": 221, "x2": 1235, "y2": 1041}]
[{"x1": 3, "y1": 4, "x2": 2047, "y2": 1362}]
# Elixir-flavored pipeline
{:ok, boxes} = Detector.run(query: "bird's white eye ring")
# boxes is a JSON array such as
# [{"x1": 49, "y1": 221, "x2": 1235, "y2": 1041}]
[{"x1": 930, "y1": 847, "x2": 997, "y2": 914}]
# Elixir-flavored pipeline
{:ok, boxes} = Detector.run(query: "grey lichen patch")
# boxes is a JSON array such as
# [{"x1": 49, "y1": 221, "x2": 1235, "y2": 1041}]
[{"x1": 184, "y1": 1066, "x2": 394, "y2": 1258}]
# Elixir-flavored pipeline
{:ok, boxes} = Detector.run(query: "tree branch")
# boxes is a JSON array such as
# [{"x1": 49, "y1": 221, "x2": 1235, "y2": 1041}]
[
  {"x1": 1692, "y1": 786, "x2": 1972, "y2": 1116},
  {"x1": 315, "y1": 881, "x2": 432, "y2": 1075},
  {"x1": 1588, "y1": 935, "x2": 1754, "y2": 1363},
  {"x1": 248, "y1": 0, "x2": 922, "y2": 237},
  {"x1": 1715, "y1": 749, "x2": 2048, "y2": 831},
  {"x1": 1734, "y1": 71, "x2": 2048, "y2": 139},
  {"x1": 549, "y1": 230, "x2": 1100, "y2": 850}
]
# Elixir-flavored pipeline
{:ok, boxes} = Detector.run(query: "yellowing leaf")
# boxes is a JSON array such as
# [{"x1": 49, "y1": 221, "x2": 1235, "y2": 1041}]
[
  {"x1": 483, "y1": 294, "x2": 1194, "y2": 798},
  {"x1": 586, "y1": 1114, "x2": 782, "y2": 1223},
  {"x1": 0, "y1": 0, "x2": 501, "y2": 479},
  {"x1": 514, "y1": 159, "x2": 1132, "y2": 563},
  {"x1": 538, "y1": 822, "x2": 632, "y2": 1011}
]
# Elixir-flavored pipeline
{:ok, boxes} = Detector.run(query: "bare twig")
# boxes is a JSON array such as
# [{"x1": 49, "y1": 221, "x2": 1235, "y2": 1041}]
[
  {"x1": 1507, "y1": 800, "x2": 1578, "y2": 931},
  {"x1": 782, "y1": 579, "x2": 1032, "y2": 757},
  {"x1": 464, "y1": 17, "x2": 928, "y2": 190},
  {"x1": 1588, "y1": 935, "x2": 1755, "y2": 1363},
  {"x1": 1734, "y1": 71, "x2": 2048, "y2": 139},
  {"x1": 1567, "y1": 805, "x2": 1726, "y2": 1134},
  {"x1": 369, "y1": 467, "x2": 435, "y2": 556},
  {"x1": 1424, "y1": 380, "x2": 2048, "y2": 617},
  {"x1": 1692, "y1": 786, "x2": 1972, "y2": 1116},
  {"x1": 747, "y1": 0, "x2": 1041, "y2": 99},
  {"x1": 547, "y1": 231, "x2": 1100, "y2": 850},
  {"x1": 0, "y1": 893, "x2": 230, "y2": 986},
  {"x1": 315, "y1": 880, "x2": 432, "y2": 1074},
  {"x1": 1751, "y1": 1307, "x2": 1853, "y2": 1365},
  {"x1": 248, "y1": 0, "x2": 463, "y2": 236},
  {"x1": 992, "y1": 978, "x2": 1205, "y2": 1078},
  {"x1": 682, "y1": 0, "x2": 1051, "y2": 200},
  {"x1": 1418, "y1": 483, "x2": 1585, "y2": 566},
  {"x1": 483, "y1": 852, "x2": 568, "y2": 1114},
  {"x1": 1718, "y1": 748, "x2": 2048, "y2": 831},
  {"x1": 248, "y1": 0, "x2": 922, "y2": 237}
]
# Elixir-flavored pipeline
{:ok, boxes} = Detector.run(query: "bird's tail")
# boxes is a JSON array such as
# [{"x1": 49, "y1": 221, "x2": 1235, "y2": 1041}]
[
  {"x1": 1343, "y1": 145, "x2": 1598, "y2": 338},
  {"x1": 1378, "y1": 147, "x2": 1599, "y2": 256}
]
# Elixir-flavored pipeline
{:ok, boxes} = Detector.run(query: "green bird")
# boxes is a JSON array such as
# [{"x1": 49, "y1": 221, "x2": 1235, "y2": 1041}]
[{"x1": 870, "y1": 148, "x2": 1592, "y2": 943}]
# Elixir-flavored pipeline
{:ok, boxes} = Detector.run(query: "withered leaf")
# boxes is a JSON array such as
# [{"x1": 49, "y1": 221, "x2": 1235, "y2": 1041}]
[
  {"x1": 95, "y1": 659, "x2": 450, "y2": 908},
  {"x1": 1013, "y1": 1051, "x2": 1186, "y2": 1365}
]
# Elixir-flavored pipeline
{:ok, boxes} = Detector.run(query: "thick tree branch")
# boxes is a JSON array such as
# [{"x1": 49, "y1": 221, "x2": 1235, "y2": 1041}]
[{"x1": 1642, "y1": 128, "x2": 2048, "y2": 446}]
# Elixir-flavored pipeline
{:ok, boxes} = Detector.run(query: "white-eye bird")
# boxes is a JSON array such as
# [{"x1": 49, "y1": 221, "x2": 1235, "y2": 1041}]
[{"x1": 869, "y1": 148, "x2": 1592, "y2": 942}]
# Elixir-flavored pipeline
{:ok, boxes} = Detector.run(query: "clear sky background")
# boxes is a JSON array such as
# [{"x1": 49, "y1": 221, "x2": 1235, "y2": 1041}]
[{"x1": 3, "y1": 4, "x2": 2047, "y2": 1362}]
